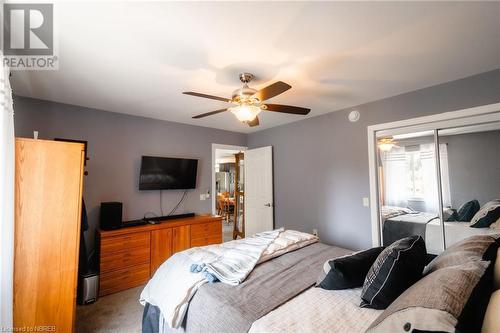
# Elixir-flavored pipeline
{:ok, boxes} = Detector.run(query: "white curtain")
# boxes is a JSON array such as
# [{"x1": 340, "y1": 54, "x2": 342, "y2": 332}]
[
  {"x1": 439, "y1": 144, "x2": 452, "y2": 208},
  {"x1": 420, "y1": 144, "x2": 439, "y2": 213},
  {"x1": 0, "y1": 58, "x2": 15, "y2": 329},
  {"x1": 381, "y1": 143, "x2": 451, "y2": 213},
  {"x1": 380, "y1": 147, "x2": 407, "y2": 207}
]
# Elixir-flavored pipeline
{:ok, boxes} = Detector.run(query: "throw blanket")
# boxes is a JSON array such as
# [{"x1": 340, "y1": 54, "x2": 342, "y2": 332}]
[{"x1": 139, "y1": 229, "x2": 318, "y2": 331}]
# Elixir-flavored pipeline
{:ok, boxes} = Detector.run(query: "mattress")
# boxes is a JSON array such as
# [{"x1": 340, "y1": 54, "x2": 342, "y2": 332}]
[
  {"x1": 250, "y1": 287, "x2": 382, "y2": 333},
  {"x1": 425, "y1": 220, "x2": 500, "y2": 254}
]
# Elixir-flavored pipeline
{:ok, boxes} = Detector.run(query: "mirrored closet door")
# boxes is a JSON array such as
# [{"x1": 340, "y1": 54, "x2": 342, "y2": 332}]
[
  {"x1": 370, "y1": 104, "x2": 500, "y2": 254},
  {"x1": 437, "y1": 122, "x2": 500, "y2": 250}
]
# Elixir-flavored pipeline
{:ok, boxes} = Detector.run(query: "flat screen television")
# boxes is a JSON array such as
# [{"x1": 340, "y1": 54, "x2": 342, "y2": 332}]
[{"x1": 139, "y1": 156, "x2": 198, "y2": 190}]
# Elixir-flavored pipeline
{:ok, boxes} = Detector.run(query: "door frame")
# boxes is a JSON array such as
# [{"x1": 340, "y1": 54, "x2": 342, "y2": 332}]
[
  {"x1": 367, "y1": 102, "x2": 500, "y2": 247},
  {"x1": 211, "y1": 143, "x2": 247, "y2": 215}
]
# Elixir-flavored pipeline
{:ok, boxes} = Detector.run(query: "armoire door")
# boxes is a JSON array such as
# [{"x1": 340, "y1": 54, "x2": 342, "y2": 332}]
[{"x1": 14, "y1": 138, "x2": 85, "y2": 332}]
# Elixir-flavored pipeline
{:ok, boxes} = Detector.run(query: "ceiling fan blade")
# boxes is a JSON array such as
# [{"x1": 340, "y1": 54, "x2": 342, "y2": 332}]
[
  {"x1": 192, "y1": 109, "x2": 228, "y2": 119},
  {"x1": 247, "y1": 116, "x2": 260, "y2": 127},
  {"x1": 183, "y1": 91, "x2": 231, "y2": 102},
  {"x1": 253, "y1": 81, "x2": 291, "y2": 101},
  {"x1": 264, "y1": 104, "x2": 311, "y2": 115}
]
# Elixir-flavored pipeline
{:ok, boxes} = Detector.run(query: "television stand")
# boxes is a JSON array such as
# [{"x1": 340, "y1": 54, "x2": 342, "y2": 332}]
[{"x1": 98, "y1": 214, "x2": 223, "y2": 296}]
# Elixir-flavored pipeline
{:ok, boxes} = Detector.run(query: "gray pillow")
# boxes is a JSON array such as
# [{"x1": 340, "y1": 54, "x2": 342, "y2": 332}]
[
  {"x1": 366, "y1": 260, "x2": 490, "y2": 333},
  {"x1": 424, "y1": 234, "x2": 498, "y2": 275}
]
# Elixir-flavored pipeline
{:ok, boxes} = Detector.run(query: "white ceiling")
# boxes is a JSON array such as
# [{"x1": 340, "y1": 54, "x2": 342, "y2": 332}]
[{"x1": 10, "y1": 1, "x2": 500, "y2": 133}]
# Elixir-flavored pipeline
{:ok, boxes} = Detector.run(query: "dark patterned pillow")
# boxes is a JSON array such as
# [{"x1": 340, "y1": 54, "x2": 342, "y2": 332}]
[
  {"x1": 470, "y1": 200, "x2": 500, "y2": 228},
  {"x1": 318, "y1": 247, "x2": 384, "y2": 290},
  {"x1": 360, "y1": 235, "x2": 426, "y2": 309},
  {"x1": 456, "y1": 199, "x2": 480, "y2": 222}
]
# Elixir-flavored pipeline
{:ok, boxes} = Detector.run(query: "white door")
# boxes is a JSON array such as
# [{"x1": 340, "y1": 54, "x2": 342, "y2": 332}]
[{"x1": 244, "y1": 146, "x2": 274, "y2": 237}]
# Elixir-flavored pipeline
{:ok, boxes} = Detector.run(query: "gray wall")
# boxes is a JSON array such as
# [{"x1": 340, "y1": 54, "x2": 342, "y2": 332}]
[
  {"x1": 13, "y1": 96, "x2": 246, "y2": 252},
  {"x1": 247, "y1": 69, "x2": 500, "y2": 250},
  {"x1": 445, "y1": 130, "x2": 500, "y2": 208}
]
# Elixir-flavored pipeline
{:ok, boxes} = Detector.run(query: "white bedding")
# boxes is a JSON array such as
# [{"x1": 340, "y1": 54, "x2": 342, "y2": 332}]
[
  {"x1": 425, "y1": 219, "x2": 500, "y2": 254},
  {"x1": 250, "y1": 287, "x2": 382, "y2": 333}
]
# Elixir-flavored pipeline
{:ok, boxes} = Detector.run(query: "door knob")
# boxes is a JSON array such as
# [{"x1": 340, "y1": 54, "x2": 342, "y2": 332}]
[{"x1": 264, "y1": 203, "x2": 272, "y2": 207}]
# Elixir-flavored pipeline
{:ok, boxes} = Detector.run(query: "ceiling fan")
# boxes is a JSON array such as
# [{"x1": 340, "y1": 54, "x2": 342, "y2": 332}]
[
  {"x1": 183, "y1": 73, "x2": 311, "y2": 127},
  {"x1": 378, "y1": 137, "x2": 399, "y2": 151}
]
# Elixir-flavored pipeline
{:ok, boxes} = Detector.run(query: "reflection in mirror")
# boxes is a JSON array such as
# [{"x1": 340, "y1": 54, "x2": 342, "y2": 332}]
[
  {"x1": 376, "y1": 131, "x2": 444, "y2": 253},
  {"x1": 438, "y1": 122, "x2": 500, "y2": 249}
]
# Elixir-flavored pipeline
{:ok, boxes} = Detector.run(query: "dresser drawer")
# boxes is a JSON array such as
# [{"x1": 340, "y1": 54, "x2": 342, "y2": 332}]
[
  {"x1": 191, "y1": 235, "x2": 222, "y2": 247},
  {"x1": 191, "y1": 221, "x2": 222, "y2": 239},
  {"x1": 99, "y1": 263, "x2": 150, "y2": 296},
  {"x1": 100, "y1": 246, "x2": 150, "y2": 273},
  {"x1": 101, "y1": 232, "x2": 150, "y2": 254}
]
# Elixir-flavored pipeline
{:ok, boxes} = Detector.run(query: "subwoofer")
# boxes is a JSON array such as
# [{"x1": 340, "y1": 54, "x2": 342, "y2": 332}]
[{"x1": 100, "y1": 202, "x2": 123, "y2": 230}]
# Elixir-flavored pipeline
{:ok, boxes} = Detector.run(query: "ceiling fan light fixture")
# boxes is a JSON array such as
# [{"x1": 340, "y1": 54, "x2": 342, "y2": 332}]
[
  {"x1": 378, "y1": 137, "x2": 398, "y2": 151},
  {"x1": 229, "y1": 105, "x2": 262, "y2": 122}
]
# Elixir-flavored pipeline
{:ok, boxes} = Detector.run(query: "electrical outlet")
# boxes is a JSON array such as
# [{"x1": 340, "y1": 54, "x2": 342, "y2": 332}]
[
  {"x1": 312, "y1": 229, "x2": 318, "y2": 236},
  {"x1": 200, "y1": 194, "x2": 207, "y2": 201},
  {"x1": 363, "y1": 197, "x2": 370, "y2": 207}
]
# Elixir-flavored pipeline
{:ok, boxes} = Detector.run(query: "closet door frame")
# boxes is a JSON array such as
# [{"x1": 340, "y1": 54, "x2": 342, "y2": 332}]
[{"x1": 367, "y1": 102, "x2": 500, "y2": 247}]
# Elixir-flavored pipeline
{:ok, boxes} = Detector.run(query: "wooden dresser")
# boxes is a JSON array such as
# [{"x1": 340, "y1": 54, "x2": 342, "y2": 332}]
[
  {"x1": 98, "y1": 215, "x2": 222, "y2": 296},
  {"x1": 14, "y1": 138, "x2": 85, "y2": 332}
]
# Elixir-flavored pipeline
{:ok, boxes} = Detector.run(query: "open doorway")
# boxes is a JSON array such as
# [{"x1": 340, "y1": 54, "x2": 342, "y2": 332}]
[
  {"x1": 212, "y1": 144, "x2": 246, "y2": 242},
  {"x1": 212, "y1": 144, "x2": 275, "y2": 242}
]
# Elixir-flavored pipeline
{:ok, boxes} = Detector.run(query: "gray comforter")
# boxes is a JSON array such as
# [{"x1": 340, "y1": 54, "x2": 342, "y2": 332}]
[{"x1": 142, "y1": 242, "x2": 352, "y2": 333}]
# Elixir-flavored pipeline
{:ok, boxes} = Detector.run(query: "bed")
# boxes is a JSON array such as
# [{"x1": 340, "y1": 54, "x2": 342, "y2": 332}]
[
  {"x1": 381, "y1": 205, "x2": 499, "y2": 254},
  {"x1": 425, "y1": 219, "x2": 500, "y2": 254},
  {"x1": 141, "y1": 230, "x2": 500, "y2": 333},
  {"x1": 142, "y1": 241, "x2": 357, "y2": 333}
]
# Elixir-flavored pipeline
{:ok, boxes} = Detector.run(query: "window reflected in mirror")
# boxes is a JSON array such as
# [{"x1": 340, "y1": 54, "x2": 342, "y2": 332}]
[{"x1": 377, "y1": 131, "x2": 444, "y2": 253}]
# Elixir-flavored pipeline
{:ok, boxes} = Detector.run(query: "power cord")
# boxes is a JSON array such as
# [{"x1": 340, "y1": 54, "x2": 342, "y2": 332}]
[
  {"x1": 159, "y1": 189, "x2": 189, "y2": 217},
  {"x1": 160, "y1": 190, "x2": 164, "y2": 216},
  {"x1": 168, "y1": 190, "x2": 188, "y2": 216}
]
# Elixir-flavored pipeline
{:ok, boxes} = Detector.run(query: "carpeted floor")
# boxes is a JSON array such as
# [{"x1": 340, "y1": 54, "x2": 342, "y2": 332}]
[
  {"x1": 223, "y1": 222, "x2": 234, "y2": 242},
  {"x1": 76, "y1": 285, "x2": 144, "y2": 333}
]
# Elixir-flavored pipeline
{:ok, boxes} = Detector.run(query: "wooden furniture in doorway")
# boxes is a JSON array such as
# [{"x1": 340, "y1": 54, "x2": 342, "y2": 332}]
[
  {"x1": 233, "y1": 152, "x2": 245, "y2": 239},
  {"x1": 98, "y1": 215, "x2": 222, "y2": 296},
  {"x1": 14, "y1": 138, "x2": 85, "y2": 332}
]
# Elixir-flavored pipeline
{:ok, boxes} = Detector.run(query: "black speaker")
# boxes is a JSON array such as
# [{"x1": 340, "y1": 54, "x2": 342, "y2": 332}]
[{"x1": 100, "y1": 202, "x2": 123, "y2": 230}]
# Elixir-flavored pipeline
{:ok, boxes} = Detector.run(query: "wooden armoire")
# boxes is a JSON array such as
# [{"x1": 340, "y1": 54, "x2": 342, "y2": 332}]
[{"x1": 14, "y1": 138, "x2": 85, "y2": 332}]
